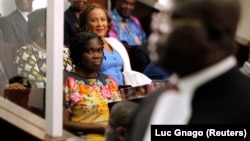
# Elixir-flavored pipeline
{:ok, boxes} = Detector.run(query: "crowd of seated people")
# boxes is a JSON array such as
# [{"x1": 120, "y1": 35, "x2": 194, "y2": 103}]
[
  {"x1": 2, "y1": 0, "x2": 250, "y2": 140},
  {"x1": 78, "y1": 3, "x2": 151, "y2": 87},
  {"x1": 0, "y1": 1, "x2": 161, "y2": 90}
]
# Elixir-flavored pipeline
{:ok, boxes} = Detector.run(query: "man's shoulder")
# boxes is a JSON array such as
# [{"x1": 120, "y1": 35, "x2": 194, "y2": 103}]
[
  {"x1": 64, "y1": 7, "x2": 78, "y2": 23},
  {"x1": 110, "y1": 9, "x2": 121, "y2": 21},
  {"x1": 1, "y1": 10, "x2": 23, "y2": 25},
  {"x1": 4, "y1": 10, "x2": 21, "y2": 20},
  {"x1": 110, "y1": 9, "x2": 116, "y2": 16},
  {"x1": 64, "y1": 7, "x2": 72, "y2": 16},
  {"x1": 127, "y1": 87, "x2": 168, "y2": 141},
  {"x1": 129, "y1": 15, "x2": 141, "y2": 24},
  {"x1": 198, "y1": 67, "x2": 250, "y2": 95},
  {"x1": 132, "y1": 86, "x2": 169, "y2": 117},
  {"x1": 64, "y1": 8, "x2": 73, "y2": 19}
]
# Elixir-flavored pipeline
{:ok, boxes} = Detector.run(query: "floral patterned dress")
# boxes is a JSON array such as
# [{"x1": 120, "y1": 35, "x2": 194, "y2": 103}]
[{"x1": 63, "y1": 72, "x2": 121, "y2": 141}]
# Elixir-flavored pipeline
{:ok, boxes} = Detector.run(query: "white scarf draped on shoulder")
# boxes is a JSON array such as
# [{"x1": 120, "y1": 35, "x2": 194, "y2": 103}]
[{"x1": 104, "y1": 37, "x2": 152, "y2": 86}]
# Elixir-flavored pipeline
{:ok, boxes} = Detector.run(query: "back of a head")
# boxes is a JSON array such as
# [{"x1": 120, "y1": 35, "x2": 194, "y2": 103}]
[
  {"x1": 106, "y1": 101, "x2": 138, "y2": 141},
  {"x1": 156, "y1": 0, "x2": 241, "y2": 76},
  {"x1": 172, "y1": 0, "x2": 241, "y2": 57},
  {"x1": 28, "y1": 8, "x2": 46, "y2": 41},
  {"x1": 109, "y1": 101, "x2": 138, "y2": 128},
  {"x1": 173, "y1": 0, "x2": 240, "y2": 39}
]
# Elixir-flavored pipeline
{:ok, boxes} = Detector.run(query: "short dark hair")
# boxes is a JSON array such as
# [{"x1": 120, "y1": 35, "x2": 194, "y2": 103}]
[
  {"x1": 69, "y1": 31, "x2": 103, "y2": 67},
  {"x1": 109, "y1": 101, "x2": 138, "y2": 129}
]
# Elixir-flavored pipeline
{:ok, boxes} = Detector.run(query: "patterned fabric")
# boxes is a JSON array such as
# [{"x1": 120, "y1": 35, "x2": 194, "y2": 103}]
[
  {"x1": 15, "y1": 43, "x2": 73, "y2": 88},
  {"x1": 119, "y1": 82, "x2": 166, "y2": 100},
  {"x1": 109, "y1": 9, "x2": 147, "y2": 46},
  {"x1": 63, "y1": 47, "x2": 74, "y2": 71},
  {"x1": 63, "y1": 72, "x2": 121, "y2": 141}
]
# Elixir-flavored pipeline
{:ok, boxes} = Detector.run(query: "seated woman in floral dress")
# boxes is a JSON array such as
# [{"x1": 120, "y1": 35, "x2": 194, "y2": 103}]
[{"x1": 63, "y1": 31, "x2": 121, "y2": 141}]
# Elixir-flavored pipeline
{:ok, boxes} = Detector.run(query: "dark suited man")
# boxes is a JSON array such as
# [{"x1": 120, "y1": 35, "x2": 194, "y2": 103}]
[
  {"x1": 127, "y1": 0, "x2": 250, "y2": 141},
  {"x1": 0, "y1": 0, "x2": 33, "y2": 45}
]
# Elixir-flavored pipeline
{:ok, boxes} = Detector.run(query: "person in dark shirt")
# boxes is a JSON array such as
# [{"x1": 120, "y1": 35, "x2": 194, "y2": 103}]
[
  {"x1": 64, "y1": 0, "x2": 88, "y2": 47},
  {"x1": 143, "y1": 61, "x2": 171, "y2": 80}
]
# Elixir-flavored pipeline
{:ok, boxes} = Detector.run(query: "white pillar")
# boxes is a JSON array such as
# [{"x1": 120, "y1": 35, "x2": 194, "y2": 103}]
[{"x1": 46, "y1": 0, "x2": 64, "y2": 137}]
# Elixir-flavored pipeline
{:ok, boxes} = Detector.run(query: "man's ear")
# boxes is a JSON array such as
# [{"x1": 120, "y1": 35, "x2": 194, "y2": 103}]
[{"x1": 115, "y1": 126, "x2": 127, "y2": 141}]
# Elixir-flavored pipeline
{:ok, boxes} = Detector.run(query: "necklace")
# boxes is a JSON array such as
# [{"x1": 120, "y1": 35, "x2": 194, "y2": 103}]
[{"x1": 33, "y1": 42, "x2": 46, "y2": 52}]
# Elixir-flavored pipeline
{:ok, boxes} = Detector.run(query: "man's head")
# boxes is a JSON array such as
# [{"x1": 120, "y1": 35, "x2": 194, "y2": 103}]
[
  {"x1": 28, "y1": 8, "x2": 46, "y2": 41},
  {"x1": 15, "y1": 0, "x2": 33, "y2": 12},
  {"x1": 114, "y1": 0, "x2": 136, "y2": 19},
  {"x1": 105, "y1": 101, "x2": 138, "y2": 141},
  {"x1": 68, "y1": 0, "x2": 87, "y2": 11},
  {"x1": 149, "y1": 0, "x2": 241, "y2": 77}
]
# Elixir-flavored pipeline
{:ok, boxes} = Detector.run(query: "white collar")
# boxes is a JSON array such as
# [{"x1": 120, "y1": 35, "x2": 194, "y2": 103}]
[
  {"x1": 17, "y1": 9, "x2": 32, "y2": 22},
  {"x1": 143, "y1": 56, "x2": 237, "y2": 141},
  {"x1": 178, "y1": 56, "x2": 237, "y2": 94}
]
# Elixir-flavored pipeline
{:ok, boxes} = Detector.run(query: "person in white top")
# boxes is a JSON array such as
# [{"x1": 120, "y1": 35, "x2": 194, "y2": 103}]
[{"x1": 127, "y1": 0, "x2": 250, "y2": 141}]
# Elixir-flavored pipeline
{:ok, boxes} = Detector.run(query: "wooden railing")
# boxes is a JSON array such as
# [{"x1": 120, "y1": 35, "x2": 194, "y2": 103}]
[
  {"x1": 0, "y1": 89, "x2": 83, "y2": 141},
  {"x1": 0, "y1": 80, "x2": 167, "y2": 140}
]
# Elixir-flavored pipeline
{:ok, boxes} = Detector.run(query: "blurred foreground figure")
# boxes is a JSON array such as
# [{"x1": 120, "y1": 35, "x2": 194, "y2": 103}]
[
  {"x1": 127, "y1": 0, "x2": 250, "y2": 141},
  {"x1": 105, "y1": 101, "x2": 138, "y2": 141}
]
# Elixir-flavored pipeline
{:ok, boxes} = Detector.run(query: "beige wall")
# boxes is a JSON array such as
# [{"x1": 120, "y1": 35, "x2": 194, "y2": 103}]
[{"x1": 236, "y1": 0, "x2": 250, "y2": 46}]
